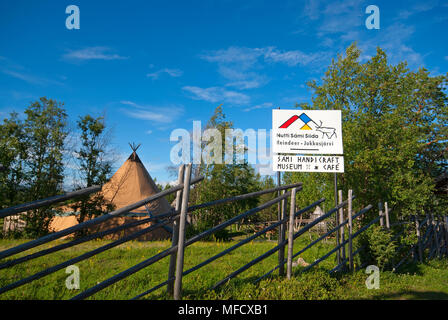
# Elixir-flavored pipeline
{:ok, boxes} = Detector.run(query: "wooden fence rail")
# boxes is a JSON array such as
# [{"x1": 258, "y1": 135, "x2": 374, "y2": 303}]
[
  {"x1": 0, "y1": 176, "x2": 204, "y2": 260},
  {"x1": 0, "y1": 186, "x2": 102, "y2": 219},
  {"x1": 1, "y1": 163, "x2": 446, "y2": 300}
]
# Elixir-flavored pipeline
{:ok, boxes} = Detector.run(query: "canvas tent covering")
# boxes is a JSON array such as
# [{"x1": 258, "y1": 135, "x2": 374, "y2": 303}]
[{"x1": 4, "y1": 149, "x2": 173, "y2": 240}]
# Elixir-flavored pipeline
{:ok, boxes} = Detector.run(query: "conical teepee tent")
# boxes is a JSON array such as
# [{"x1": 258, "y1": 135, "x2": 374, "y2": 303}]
[
  {"x1": 101, "y1": 147, "x2": 171, "y2": 216},
  {"x1": 50, "y1": 146, "x2": 173, "y2": 240}
]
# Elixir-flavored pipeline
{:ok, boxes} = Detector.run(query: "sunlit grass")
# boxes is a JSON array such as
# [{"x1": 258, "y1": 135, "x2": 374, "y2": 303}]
[{"x1": 0, "y1": 236, "x2": 447, "y2": 300}]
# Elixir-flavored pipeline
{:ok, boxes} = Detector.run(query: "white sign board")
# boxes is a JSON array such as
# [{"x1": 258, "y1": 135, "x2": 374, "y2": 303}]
[
  {"x1": 273, "y1": 155, "x2": 344, "y2": 173},
  {"x1": 272, "y1": 109, "x2": 343, "y2": 154}
]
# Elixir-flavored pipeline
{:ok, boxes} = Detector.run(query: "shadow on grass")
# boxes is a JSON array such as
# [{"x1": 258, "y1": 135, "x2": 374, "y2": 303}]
[
  {"x1": 394, "y1": 261, "x2": 425, "y2": 276},
  {"x1": 370, "y1": 290, "x2": 448, "y2": 300},
  {"x1": 227, "y1": 231, "x2": 247, "y2": 239}
]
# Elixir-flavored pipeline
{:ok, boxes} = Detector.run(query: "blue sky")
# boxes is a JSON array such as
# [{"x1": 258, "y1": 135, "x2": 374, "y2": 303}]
[{"x1": 1, "y1": 0, "x2": 447, "y2": 185}]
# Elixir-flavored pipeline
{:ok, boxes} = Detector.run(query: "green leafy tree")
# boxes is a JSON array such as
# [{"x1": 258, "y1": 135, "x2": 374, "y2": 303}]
[
  {"x1": 287, "y1": 43, "x2": 448, "y2": 220},
  {"x1": 22, "y1": 97, "x2": 68, "y2": 237},
  {"x1": 70, "y1": 115, "x2": 115, "y2": 229},
  {"x1": 189, "y1": 106, "x2": 261, "y2": 239},
  {"x1": 254, "y1": 175, "x2": 277, "y2": 223},
  {"x1": 355, "y1": 225, "x2": 397, "y2": 270},
  {"x1": 155, "y1": 179, "x2": 176, "y2": 204},
  {"x1": 0, "y1": 113, "x2": 27, "y2": 237},
  {"x1": 0, "y1": 113, "x2": 27, "y2": 209}
]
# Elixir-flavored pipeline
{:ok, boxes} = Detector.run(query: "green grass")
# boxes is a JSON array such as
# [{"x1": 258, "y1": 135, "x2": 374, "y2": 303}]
[{"x1": 0, "y1": 236, "x2": 447, "y2": 300}]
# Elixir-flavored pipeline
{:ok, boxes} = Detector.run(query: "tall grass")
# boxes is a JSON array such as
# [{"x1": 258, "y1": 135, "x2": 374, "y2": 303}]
[{"x1": 1, "y1": 235, "x2": 447, "y2": 300}]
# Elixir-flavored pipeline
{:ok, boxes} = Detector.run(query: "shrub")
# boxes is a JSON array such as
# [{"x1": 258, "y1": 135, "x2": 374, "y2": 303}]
[
  {"x1": 356, "y1": 225, "x2": 397, "y2": 270},
  {"x1": 202, "y1": 270, "x2": 341, "y2": 300}
]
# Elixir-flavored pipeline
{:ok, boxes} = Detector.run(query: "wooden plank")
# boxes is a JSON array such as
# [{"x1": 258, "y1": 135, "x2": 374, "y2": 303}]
[
  {"x1": 287, "y1": 187, "x2": 297, "y2": 279},
  {"x1": 378, "y1": 202, "x2": 384, "y2": 227},
  {"x1": 278, "y1": 190, "x2": 287, "y2": 276},
  {"x1": 385, "y1": 202, "x2": 390, "y2": 229},
  {"x1": 0, "y1": 185, "x2": 101, "y2": 218},
  {"x1": 174, "y1": 164, "x2": 192, "y2": 300},
  {"x1": 415, "y1": 216, "x2": 423, "y2": 262},
  {"x1": 167, "y1": 164, "x2": 185, "y2": 296},
  {"x1": 338, "y1": 190, "x2": 345, "y2": 263},
  {"x1": 432, "y1": 215, "x2": 440, "y2": 259},
  {"x1": 348, "y1": 189, "x2": 353, "y2": 271},
  {"x1": 445, "y1": 217, "x2": 448, "y2": 257}
]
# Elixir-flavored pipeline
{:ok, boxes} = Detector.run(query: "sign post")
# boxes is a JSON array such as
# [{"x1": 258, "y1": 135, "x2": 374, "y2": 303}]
[{"x1": 272, "y1": 109, "x2": 344, "y2": 266}]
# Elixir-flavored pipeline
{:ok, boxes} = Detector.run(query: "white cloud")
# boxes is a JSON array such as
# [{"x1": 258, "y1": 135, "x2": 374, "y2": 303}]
[
  {"x1": 200, "y1": 47, "x2": 267, "y2": 90},
  {"x1": 120, "y1": 101, "x2": 184, "y2": 123},
  {"x1": 398, "y1": 1, "x2": 438, "y2": 19},
  {"x1": 0, "y1": 56, "x2": 63, "y2": 86},
  {"x1": 182, "y1": 86, "x2": 250, "y2": 105},
  {"x1": 318, "y1": 3, "x2": 363, "y2": 37},
  {"x1": 225, "y1": 78, "x2": 267, "y2": 90},
  {"x1": 359, "y1": 23, "x2": 424, "y2": 67},
  {"x1": 200, "y1": 47, "x2": 263, "y2": 68},
  {"x1": 243, "y1": 102, "x2": 274, "y2": 112},
  {"x1": 263, "y1": 47, "x2": 323, "y2": 67},
  {"x1": 2, "y1": 70, "x2": 43, "y2": 85},
  {"x1": 202, "y1": 46, "x2": 324, "y2": 69},
  {"x1": 147, "y1": 68, "x2": 183, "y2": 79},
  {"x1": 299, "y1": 1, "x2": 427, "y2": 70},
  {"x1": 62, "y1": 47, "x2": 128, "y2": 61},
  {"x1": 199, "y1": 46, "x2": 328, "y2": 91},
  {"x1": 1, "y1": 69, "x2": 63, "y2": 86},
  {"x1": 302, "y1": 0, "x2": 322, "y2": 20}
]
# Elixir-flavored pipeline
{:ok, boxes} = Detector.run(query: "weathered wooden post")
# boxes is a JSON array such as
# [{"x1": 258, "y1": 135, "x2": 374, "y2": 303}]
[
  {"x1": 431, "y1": 214, "x2": 440, "y2": 256},
  {"x1": 444, "y1": 216, "x2": 448, "y2": 257},
  {"x1": 287, "y1": 187, "x2": 297, "y2": 279},
  {"x1": 384, "y1": 202, "x2": 390, "y2": 229},
  {"x1": 334, "y1": 174, "x2": 340, "y2": 264},
  {"x1": 378, "y1": 202, "x2": 384, "y2": 227},
  {"x1": 427, "y1": 213, "x2": 432, "y2": 259},
  {"x1": 173, "y1": 164, "x2": 192, "y2": 300},
  {"x1": 415, "y1": 216, "x2": 423, "y2": 263},
  {"x1": 278, "y1": 190, "x2": 287, "y2": 276},
  {"x1": 338, "y1": 190, "x2": 345, "y2": 264},
  {"x1": 432, "y1": 215, "x2": 440, "y2": 258},
  {"x1": 348, "y1": 189, "x2": 353, "y2": 271},
  {"x1": 167, "y1": 164, "x2": 185, "y2": 296}
]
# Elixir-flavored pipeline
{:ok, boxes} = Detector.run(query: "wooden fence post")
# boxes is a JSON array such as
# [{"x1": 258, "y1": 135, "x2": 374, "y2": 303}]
[
  {"x1": 287, "y1": 188, "x2": 297, "y2": 279},
  {"x1": 278, "y1": 190, "x2": 287, "y2": 276},
  {"x1": 426, "y1": 214, "x2": 432, "y2": 259},
  {"x1": 173, "y1": 164, "x2": 192, "y2": 300},
  {"x1": 348, "y1": 189, "x2": 353, "y2": 272},
  {"x1": 338, "y1": 190, "x2": 345, "y2": 264},
  {"x1": 378, "y1": 202, "x2": 384, "y2": 227},
  {"x1": 384, "y1": 202, "x2": 390, "y2": 229},
  {"x1": 415, "y1": 216, "x2": 423, "y2": 263},
  {"x1": 444, "y1": 216, "x2": 448, "y2": 257},
  {"x1": 432, "y1": 215, "x2": 440, "y2": 259},
  {"x1": 167, "y1": 164, "x2": 185, "y2": 296}
]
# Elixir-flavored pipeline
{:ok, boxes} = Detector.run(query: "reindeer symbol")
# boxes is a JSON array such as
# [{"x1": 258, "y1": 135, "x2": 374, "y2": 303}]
[{"x1": 315, "y1": 120, "x2": 336, "y2": 139}]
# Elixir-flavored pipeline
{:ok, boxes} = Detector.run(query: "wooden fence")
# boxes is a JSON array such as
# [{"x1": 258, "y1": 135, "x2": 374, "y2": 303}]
[{"x1": 0, "y1": 163, "x2": 446, "y2": 300}]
